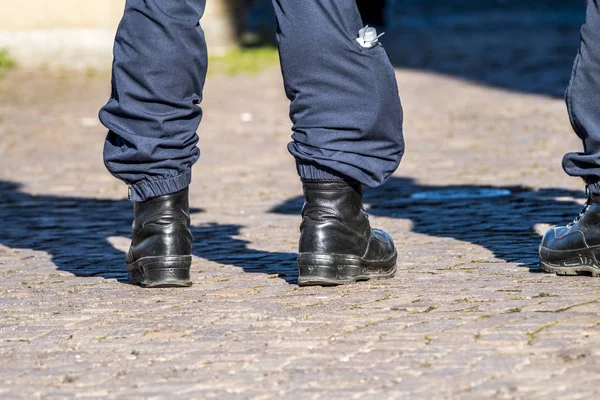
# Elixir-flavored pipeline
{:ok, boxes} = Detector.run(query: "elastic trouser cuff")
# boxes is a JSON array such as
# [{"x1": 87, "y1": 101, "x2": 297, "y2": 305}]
[
  {"x1": 296, "y1": 161, "x2": 349, "y2": 182},
  {"x1": 128, "y1": 170, "x2": 192, "y2": 202}
]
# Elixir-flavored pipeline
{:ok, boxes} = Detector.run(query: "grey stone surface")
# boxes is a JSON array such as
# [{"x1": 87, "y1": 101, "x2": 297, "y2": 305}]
[{"x1": 2, "y1": 6, "x2": 600, "y2": 396}]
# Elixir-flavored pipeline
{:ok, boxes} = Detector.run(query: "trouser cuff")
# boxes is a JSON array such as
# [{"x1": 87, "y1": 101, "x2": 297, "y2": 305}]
[
  {"x1": 129, "y1": 170, "x2": 192, "y2": 202},
  {"x1": 296, "y1": 161, "x2": 350, "y2": 182}
]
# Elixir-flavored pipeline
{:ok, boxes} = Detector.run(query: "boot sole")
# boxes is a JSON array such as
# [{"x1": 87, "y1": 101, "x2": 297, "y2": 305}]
[
  {"x1": 539, "y1": 246, "x2": 600, "y2": 277},
  {"x1": 127, "y1": 256, "x2": 192, "y2": 288},
  {"x1": 297, "y1": 252, "x2": 397, "y2": 286}
]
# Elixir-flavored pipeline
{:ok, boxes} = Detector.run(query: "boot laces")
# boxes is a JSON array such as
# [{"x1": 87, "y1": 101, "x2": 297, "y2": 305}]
[{"x1": 568, "y1": 187, "x2": 591, "y2": 228}]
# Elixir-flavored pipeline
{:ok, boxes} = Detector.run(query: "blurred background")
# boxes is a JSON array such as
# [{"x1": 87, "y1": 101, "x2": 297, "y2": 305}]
[{"x1": 0, "y1": 0, "x2": 584, "y2": 97}]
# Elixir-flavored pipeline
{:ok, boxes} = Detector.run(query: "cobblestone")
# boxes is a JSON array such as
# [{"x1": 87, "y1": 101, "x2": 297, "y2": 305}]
[{"x1": 2, "y1": 4, "x2": 600, "y2": 398}]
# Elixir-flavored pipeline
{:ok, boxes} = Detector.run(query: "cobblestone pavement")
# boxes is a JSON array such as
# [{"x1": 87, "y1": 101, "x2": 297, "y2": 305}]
[{"x1": 2, "y1": 7, "x2": 600, "y2": 399}]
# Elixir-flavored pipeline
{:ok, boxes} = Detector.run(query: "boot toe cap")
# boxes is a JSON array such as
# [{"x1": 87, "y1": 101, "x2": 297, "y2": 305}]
[
  {"x1": 540, "y1": 225, "x2": 586, "y2": 251},
  {"x1": 366, "y1": 228, "x2": 396, "y2": 261}
]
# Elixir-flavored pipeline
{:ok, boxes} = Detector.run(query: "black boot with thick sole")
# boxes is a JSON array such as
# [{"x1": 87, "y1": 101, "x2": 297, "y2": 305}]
[
  {"x1": 127, "y1": 188, "x2": 193, "y2": 288},
  {"x1": 540, "y1": 191, "x2": 600, "y2": 276},
  {"x1": 298, "y1": 180, "x2": 397, "y2": 286}
]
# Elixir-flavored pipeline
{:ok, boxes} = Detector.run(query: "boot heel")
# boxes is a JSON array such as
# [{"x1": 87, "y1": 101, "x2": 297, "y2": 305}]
[
  {"x1": 298, "y1": 253, "x2": 364, "y2": 286},
  {"x1": 127, "y1": 256, "x2": 192, "y2": 288},
  {"x1": 298, "y1": 252, "x2": 397, "y2": 286}
]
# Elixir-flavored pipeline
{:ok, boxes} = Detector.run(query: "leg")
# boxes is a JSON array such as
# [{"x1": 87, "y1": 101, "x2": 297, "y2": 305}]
[
  {"x1": 271, "y1": 0, "x2": 403, "y2": 285},
  {"x1": 99, "y1": 0, "x2": 207, "y2": 287},
  {"x1": 540, "y1": 0, "x2": 600, "y2": 276},
  {"x1": 272, "y1": 0, "x2": 404, "y2": 186},
  {"x1": 562, "y1": 0, "x2": 600, "y2": 192},
  {"x1": 99, "y1": 0, "x2": 207, "y2": 202}
]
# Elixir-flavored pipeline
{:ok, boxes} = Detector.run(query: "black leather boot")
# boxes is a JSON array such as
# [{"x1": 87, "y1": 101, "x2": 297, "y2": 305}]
[
  {"x1": 540, "y1": 191, "x2": 600, "y2": 276},
  {"x1": 127, "y1": 188, "x2": 193, "y2": 287},
  {"x1": 298, "y1": 180, "x2": 397, "y2": 286}
]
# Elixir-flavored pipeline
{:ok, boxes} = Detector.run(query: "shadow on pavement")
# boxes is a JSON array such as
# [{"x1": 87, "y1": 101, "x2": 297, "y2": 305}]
[
  {"x1": 0, "y1": 178, "x2": 585, "y2": 283},
  {"x1": 271, "y1": 176, "x2": 585, "y2": 270},
  {"x1": 0, "y1": 180, "x2": 295, "y2": 284},
  {"x1": 190, "y1": 223, "x2": 297, "y2": 283},
  {"x1": 0, "y1": 181, "x2": 132, "y2": 282}
]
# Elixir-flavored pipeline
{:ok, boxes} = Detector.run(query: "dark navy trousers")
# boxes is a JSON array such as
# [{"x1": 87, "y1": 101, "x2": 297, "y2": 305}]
[
  {"x1": 563, "y1": 0, "x2": 600, "y2": 193},
  {"x1": 99, "y1": 0, "x2": 404, "y2": 202}
]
